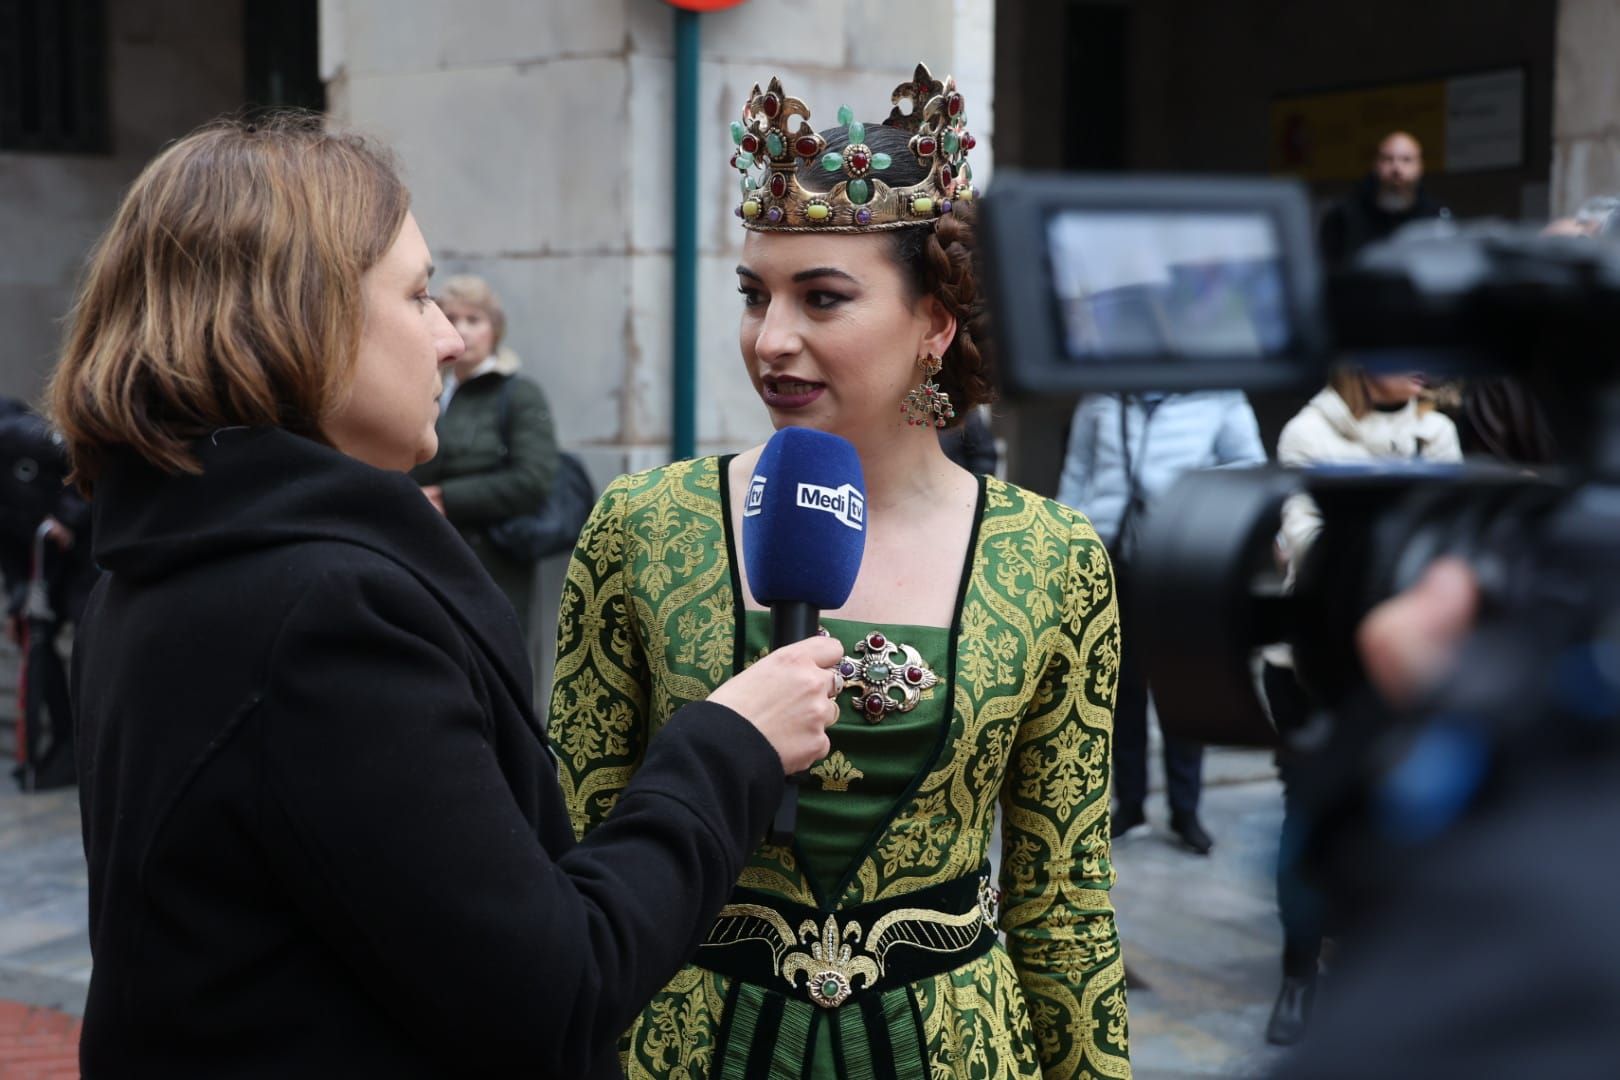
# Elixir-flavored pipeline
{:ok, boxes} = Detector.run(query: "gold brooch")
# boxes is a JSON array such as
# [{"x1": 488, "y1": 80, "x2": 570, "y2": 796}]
[{"x1": 838, "y1": 631, "x2": 938, "y2": 723}]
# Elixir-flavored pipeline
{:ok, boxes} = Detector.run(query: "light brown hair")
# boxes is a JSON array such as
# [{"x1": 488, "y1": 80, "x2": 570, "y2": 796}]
[
  {"x1": 1329, "y1": 366, "x2": 1372, "y2": 419},
  {"x1": 48, "y1": 112, "x2": 410, "y2": 491}
]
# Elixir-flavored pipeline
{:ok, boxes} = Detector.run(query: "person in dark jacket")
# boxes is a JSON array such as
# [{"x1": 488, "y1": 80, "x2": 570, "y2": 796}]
[
  {"x1": 413, "y1": 274, "x2": 557, "y2": 630},
  {"x1": 47, "y1": 112, "x2": 846, "y2": 1078},
  {"x1": 0, "y1": 403, "x2": 96, "y2": 789},
  {"x1": 1319, "y1": 132, "x2": 1447, "y2": 268}
]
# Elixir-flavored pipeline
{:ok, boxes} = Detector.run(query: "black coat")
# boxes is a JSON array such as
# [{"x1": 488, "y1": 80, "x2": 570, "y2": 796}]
[
  {"x1": 1318, "y1": 174, "x2": 1446, "y2": 268},
  {"x1": 75, "y1": 427, "x2": 784, "y2": 1078}
]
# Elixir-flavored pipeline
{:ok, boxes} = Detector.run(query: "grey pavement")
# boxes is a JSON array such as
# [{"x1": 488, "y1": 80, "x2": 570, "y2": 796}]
[{"x1": 1112, "y1": 747, "x2": 1290, "y2": 1079}]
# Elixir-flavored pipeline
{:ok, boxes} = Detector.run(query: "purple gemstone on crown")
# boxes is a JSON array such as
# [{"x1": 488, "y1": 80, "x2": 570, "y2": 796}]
[
  {"x1": 941, "y1": 200, "x2": 953, "y2": 214},
  {"x1": 855, "y1": 208, "x2": 873, "y2": 226},
  {"x1": 766, "y1": 207, "x2": 783, "y2": 223},
  {"x1": 734, "y1": 206, "x2": 744, "y2": 218}
]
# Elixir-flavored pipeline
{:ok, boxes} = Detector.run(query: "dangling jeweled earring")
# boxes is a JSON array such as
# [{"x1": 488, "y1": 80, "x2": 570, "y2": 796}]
[{"x1": 901, "y1": 353, "x2": 956, "y2": 428}]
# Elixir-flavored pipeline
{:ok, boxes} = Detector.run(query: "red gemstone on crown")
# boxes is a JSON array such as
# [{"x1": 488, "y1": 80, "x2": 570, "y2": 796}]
[
  {"x1": 769, "y1": 172, "x2": 788, "y2": 197},
  {"x1": 916, "y1": 136, "x2": 937, "y2": 157},
  {"x1": 741, "y1": 133, "x2": 760, "y2": 155},
  {"x1": 947, "y1": 93, "x2": 964, "y2": 116},
  {"x1": 762, "y1": 93, "x2": 781, "y2": 118},
  {"x1": 795, "y1": 135, "x2": 820, "y2": 158},
  {"x1": 847, "y1": 148, "x2": 871, "y2": 172},
  {"x1": 864, "y1": 693, "x2": 887, "y2": 716},
  {"x1": 964, "y1": 132, "x2": 977, "y2": 151},
  {"x1": 905, "y1": 666, "x2": 924, "y2": 684},
  {"x1": 867, "y1": 632, "x2": 886, "y2": 651}
]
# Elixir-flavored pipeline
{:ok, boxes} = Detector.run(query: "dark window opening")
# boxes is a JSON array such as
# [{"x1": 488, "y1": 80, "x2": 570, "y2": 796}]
[
  {"x1": 244, "y1": 0, "x2": 324, "y2": 114},
  {"x1": 0, "y1": 0, "x2": 109, "y2": 153}
]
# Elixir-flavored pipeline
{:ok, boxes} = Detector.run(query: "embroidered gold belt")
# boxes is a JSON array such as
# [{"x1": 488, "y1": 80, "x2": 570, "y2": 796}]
[
  {"x1": 695, "y1": 867, "x2": 999, "y2": 1010},
  {"x1": 695, "y1": 868, "x2": 1000, "y2": 1080}
]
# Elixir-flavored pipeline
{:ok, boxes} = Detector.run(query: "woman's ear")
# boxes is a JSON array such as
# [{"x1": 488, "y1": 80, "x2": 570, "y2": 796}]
[{"x1": 919, "y1": 293, "x2": 957, "y2": 360}]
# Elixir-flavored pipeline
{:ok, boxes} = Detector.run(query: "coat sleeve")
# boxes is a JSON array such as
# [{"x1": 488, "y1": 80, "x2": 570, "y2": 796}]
[
  {"x1": 549, "y1": 474, "x2": 656, "y2": 839},
  {"x1": 254, "y1": 550, "x2": 783, "y2": 1075},
  {"x1": 999, "y1": 512, "x2": 1130, "y2": 1078},
  {"x1": 438, "y1": 378, "x2": 561, "y2": 525},
  {"x1": 1056, "y1": 398, "x2": 1100, "y2": 511},
  {"x1": 1213, "y1": 393, "x2": 1267, "y2": 467}
]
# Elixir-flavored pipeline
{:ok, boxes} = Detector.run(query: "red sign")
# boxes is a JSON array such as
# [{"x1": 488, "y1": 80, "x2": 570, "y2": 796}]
[{"x1": 663, "y1": 0, "x2": 748, "y2": 9}]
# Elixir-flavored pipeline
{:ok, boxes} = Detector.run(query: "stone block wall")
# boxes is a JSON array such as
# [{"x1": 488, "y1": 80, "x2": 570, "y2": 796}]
[
  {"x1": 1551, "y1": 0, "x2": 1620, "y2": 216},
  {"x1": 321, "y1": 0, "x2": 994, "y2": 478},
  {"x1": 0, "y1": 0, "x2": 245, "y2": 403}
]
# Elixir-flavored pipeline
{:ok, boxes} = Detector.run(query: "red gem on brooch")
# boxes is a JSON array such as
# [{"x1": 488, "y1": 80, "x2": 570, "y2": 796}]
[
  {"x1": 867, "y1": 632, "x2": 886, "y2": 651},
  {"x1": 905, "y1": 666, "x2": 924, "y2": 685},
  {"x1": 863, "y1": 693, "x2": 887, "y2": 717}
]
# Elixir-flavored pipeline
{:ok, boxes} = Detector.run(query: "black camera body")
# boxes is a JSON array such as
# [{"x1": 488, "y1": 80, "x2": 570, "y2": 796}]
[{"x1": 981, "y1": 172, "x2": 1620, "y2": 778}]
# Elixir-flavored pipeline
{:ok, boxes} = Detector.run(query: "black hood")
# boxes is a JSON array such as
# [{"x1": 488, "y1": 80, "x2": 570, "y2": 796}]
[{"x1": 93, "y1": 427, "x2": 533, "y2": 700}]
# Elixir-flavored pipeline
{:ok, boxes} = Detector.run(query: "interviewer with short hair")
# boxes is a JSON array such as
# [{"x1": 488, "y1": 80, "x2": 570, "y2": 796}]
[{"x1": 50, "y1": 113, "x2": 843, "y2": 1078}]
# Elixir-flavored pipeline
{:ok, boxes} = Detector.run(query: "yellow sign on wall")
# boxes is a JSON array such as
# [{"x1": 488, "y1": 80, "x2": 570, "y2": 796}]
[{"x1": 1270, "y1": 70, "x2": 1523, "y2": 181}]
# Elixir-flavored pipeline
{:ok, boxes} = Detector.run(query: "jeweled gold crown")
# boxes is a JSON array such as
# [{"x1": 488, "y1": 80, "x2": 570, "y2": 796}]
[{"x1": 730, "y1": 63, "x2": 977, "y2": 233}]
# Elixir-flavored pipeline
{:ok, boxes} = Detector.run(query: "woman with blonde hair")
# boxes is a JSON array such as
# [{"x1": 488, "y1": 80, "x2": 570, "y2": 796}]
[
  {"x1": 51, "y1": 112, "x2": 847, "y2": 1077},
  {"x1": 413, "y1": 273, "x2": 557, "y2": 631}
]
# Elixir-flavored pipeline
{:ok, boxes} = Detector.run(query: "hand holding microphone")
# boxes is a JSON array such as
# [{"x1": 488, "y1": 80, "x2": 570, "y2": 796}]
[
  {"x1": 739, "y1": 426, "x2": 868, "y2": 842},
  {"x1": 709, "y1": 635, "x2": 846, "y2": 773}
]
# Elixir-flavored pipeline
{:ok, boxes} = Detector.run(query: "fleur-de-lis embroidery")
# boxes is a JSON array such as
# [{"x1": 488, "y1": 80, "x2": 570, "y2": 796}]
[
  {"x1": 781, "y1": 915, "x2": 880, "y2": 1009},
  {"x1": 810, "y1": 751, "x2": 865, "y2": 792}
]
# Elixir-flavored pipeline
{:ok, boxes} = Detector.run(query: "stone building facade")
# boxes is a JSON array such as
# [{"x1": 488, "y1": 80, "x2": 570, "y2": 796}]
[{"x1": 319, "y1": 0, "x2": 996, "y2": 481}]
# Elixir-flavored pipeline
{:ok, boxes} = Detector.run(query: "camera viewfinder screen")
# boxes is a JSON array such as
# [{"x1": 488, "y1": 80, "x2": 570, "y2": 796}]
[{"x1": 1046, "y1": 211, "x2": 1293, "y2": 363}]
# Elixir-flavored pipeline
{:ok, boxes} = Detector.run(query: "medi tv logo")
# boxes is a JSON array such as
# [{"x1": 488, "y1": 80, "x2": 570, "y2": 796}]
[
  {"x1": 744, "y1": 474, "x2": 767, "y2": 517},
  {"x1": 796, "y1": 482, "x2": 865, "y2": 531}
]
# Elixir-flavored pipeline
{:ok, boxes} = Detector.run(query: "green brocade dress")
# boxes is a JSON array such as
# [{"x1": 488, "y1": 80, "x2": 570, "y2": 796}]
[
  {"x1": 745, "y1": 614, "x2": 945, "y2": 1079},
  {"x1": 550, "y1": 457, "x2": 1131, "y2": 1080}
]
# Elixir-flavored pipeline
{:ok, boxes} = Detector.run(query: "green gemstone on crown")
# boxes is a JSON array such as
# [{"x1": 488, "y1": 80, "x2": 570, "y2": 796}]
[
  {"x1": 736, "y1": 151, "x2": 755, "y2": 170},
  {"x1": 766, "y1": 132, "x2": 784, "y2": 156},
  {"x1": 871, "y1": 152, "x2": 892, "y2": 170},
  {"x1": 848, "y1": 179, "x2": 872, "y2": 204},
  {"x1": 943, "y1": 131, "x2": 960, "y2": 154},
  {"x1": 838, "y1": 104, "x2": 854, "y2": 126},
  {"x1": 848, "y1": 121, "x2": 865, "y2": 145},
  {"x1": 730, "y1": 121, "x2": 745, "y2": 146},
  {"x1": 821, "y1": 151, "x2": 845, "y2": 173}
]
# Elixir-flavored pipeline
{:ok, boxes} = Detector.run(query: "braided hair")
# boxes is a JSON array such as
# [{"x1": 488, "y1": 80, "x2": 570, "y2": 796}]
[{"x1": 795, "y1": 123, "x2": 997, "y2": 427}]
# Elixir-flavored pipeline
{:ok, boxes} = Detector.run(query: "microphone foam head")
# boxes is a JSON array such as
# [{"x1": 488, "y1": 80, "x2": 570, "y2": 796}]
[{"x1": 741, "y1": 426, "x2": 866, "y2": 609}]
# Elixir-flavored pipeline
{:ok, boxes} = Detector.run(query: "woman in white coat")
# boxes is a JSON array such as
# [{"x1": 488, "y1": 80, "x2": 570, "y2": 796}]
[{"x1": 1262, "y1": 366, "x2": 1460, "y2": 1046}]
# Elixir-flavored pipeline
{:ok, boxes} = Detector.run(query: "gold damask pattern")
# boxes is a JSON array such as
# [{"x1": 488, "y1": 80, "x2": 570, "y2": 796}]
[{"x1": 550, "y1": 458, "x2": 1129, "y2": 1078}]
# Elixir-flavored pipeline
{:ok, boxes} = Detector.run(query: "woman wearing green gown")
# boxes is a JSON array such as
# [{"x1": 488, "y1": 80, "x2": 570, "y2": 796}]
[{"x1": 550, "y1": 65, "x2": 1130, "y2": 1080}]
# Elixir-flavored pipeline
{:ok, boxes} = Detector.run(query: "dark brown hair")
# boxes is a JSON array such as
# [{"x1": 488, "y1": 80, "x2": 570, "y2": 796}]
[
  {"x1": 48, "y1": 111, "x2": 410, "y2": 490},
  {"x1": 798, "y1": 123, "x2": 996, "y2": 425}
]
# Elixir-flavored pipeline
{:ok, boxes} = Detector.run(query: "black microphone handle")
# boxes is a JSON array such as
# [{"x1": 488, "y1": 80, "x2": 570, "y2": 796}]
[{"x1": 768, "y1": 601, "x2": 820, "y2": 845}]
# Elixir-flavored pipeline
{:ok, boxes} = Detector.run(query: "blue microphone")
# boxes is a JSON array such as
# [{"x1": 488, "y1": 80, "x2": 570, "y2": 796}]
[{"x1": 741, "y1": 427, "x2": 866, "y2": 842}]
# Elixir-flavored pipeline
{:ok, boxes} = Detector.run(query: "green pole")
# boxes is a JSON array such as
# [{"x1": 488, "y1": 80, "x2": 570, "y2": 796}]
[{"x1": 672, "y1": 9, "x2": 701, "y2": 461}]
